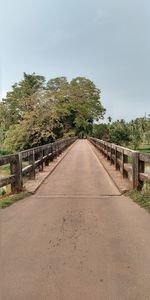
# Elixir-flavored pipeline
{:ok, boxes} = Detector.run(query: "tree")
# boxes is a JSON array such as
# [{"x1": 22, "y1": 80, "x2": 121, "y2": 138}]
[
  {"x1": 2, "y1": 74, "x2": 105, "y2": 151},
  {"x1": 68, "y1": 77, "x2": 105, "y2": 136},
  {"x1": 128, "y1": 118, "x2": 150, "y2": 149},
  {"x1": 46, "y1": 76, "x2": 105, "y2": 137},
  {"x1": 46, "y1": 76, "x2": 69, "y2": 92},
  {"x1": 108, "y1": 116, "x2": 112, "y2": 124},
  {"x1": 1, "y1": 73, "x2": 45, "y2": 131},
  {"x1": 92, "y1": 123, "x2": 109, "y2": 140},
  {"x1": 109, "y1": 119, "x2": 131, "y2": 146},
  {"x1": 3, "y1": 92, "x2": 63, "y2": 151}
]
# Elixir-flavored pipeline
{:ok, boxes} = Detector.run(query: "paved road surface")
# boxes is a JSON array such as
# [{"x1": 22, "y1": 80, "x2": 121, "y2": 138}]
[{"x1": 1, "y1": 140, "x2": 150, "y2": 300}]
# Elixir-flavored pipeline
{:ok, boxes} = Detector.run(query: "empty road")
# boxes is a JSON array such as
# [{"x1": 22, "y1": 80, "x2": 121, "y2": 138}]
[{"x1": 1, "y1": 140, "x2": 150, "y2": 300}]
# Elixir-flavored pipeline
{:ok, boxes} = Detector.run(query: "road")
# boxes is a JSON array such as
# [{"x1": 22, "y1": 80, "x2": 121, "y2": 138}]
[{"x1": 1, "y1": 140, "x2": 150, "y2": 300}]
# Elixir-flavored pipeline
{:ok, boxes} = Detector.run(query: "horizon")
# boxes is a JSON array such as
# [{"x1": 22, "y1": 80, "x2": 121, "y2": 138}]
[
  {"x1": 0, "y1": 72, "x2": 148, "y2": 123},
  {"x1": 1, "y1": 0, "x2": 150, "y2": 121}
]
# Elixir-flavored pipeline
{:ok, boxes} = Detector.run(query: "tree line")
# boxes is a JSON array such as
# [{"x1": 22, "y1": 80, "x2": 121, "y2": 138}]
[
  {"x1": 0, "y1": 73, "x2": 105, "y2": 152},
  {"x1": 0, "y1": 72, "x2": 149, "y2": 153},
  {"x1": 93, "y1": 117, "x2": 150, "y2": 150}
]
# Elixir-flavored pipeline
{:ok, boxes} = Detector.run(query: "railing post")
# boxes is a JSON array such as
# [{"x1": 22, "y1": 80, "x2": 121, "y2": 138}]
[
  {"x1": 50, "y1": 144, "x2": 53, "y2": 161},
  {"x1": 51, "y1": 143, "x2": 55, "y2": 158},
  {"x1": 114, "y1": 146, "x2": 117, "y2": 170},
  {"x1": 55, "y1": 142, "x2": 57, "y2": 156},
  {"x1": 57, "y1": 142, "x2": 60, "y2": 155},
  {"x1": 45, "y1": 147, "x2": 50, "y2": 166},
  {"x1": 123, "y1": 153, "x2": 128, "y2": 177},
  {"x1": 29, "y1": 150, "x2": 35, "y2": 179},
  {"x1": 59, "y1": 141, "x2": 61, "y2": 153},
  {"x1": 120, "y1": 149, "x2": 128, "y2": 176},
  {"x1": 120, "y1": 149, "x2": 124, "y2": 175},
  {"x1": 10, "y1": 153, "x2": 23, "y2": 193},
  {"x1": 106, "y1": 144, "x2": 109, "y2": 160},
  {"x1": 39, "y1": 148, "x2": 44, "y2": 171},
  {"x1": 100, "y1": 140, "x2": 103, "y2": 153},
  {"x1": 110, "y1": 145, "x2": 113, "y2": 164},
  {"x1": 103, "y1": 141, "x2": 106, "y2": 157},
  {"x1": 59, "y1": 141, "x2": 62, "y2": 154},
  {"x1": 132, "y1": 151, "x2": 139, "y2": 189},
  {"x1": 139, "y1": 159, "x2": 145, "y2": 186}
]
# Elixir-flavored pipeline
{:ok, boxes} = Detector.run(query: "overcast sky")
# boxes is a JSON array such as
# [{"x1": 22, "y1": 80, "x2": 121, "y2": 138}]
[{"x1": 0, "y1": 0, "x2": 150, "y2": 121}]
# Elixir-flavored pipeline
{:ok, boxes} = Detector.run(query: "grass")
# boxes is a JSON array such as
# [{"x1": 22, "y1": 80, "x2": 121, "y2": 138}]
[
  {"x1": 0, "y1": 161, "x2": 29, "y2": 176},
  {"x1": 0, "y1": 164, "x2": 10, "y2": 176},
  {"x1": 137, "y1": 148, "x2": 150, "y2": 154},
  {"x1": 126, "y1": 188, "x2": 150, "y2": 212},
  {"x1": 0, "y1": 191, "x2": 31, "y2": 208},
  {"x1": 0, "y1": 161, "x2": 29, "y2": 194},
  {"x1": 0, "y1": 149, "x2": 11, "y2": 156}
]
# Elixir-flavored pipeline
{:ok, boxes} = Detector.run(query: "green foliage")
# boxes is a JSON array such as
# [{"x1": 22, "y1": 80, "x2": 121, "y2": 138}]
[
  {"x1": 68, "y1": 77, "x2": 105, "y2": 135},
  {"x1": 0, "y1": 74, "x2": 105, "y2": 151},
  {"x1": 4, "y1": 123, "x2": 30, "y2": 151},
  {"x1": 0, "y1": 126, "x2": 4, "y2": 144},
  {"x1": 128, "y1": 118, "x2": 150, "y2": 149},
  {"x1": 92, "y1": 124, "x2": 109, "y2": 140},
  {"x1": 0, "y1": 148, "x2": 11, "y2": 156},
  {"x1": 109, "y1": 119, "x2": 131, "y2": 146},
  {"x1": 1, "y1": 73, "x2": 45, "y2": 131},
  {"x1": 3, "y1": 100, "x2": 61, "y2": 151},
  {"x1": 0, "y1": 192, "x2": 30, "y2": 208},
  {"x1": 1, "y1": 72, "x2": 149, "y2": 152},
  {"x1": 0, "y1": 188, "x2": 6, "y2": 196},
  {"x1": 63, "y1": 130, "x2": 76, "y2": 138},
  {"x1": 92, "y1": 117, "x2": 150, "y2": 149},
  {"x1": 126, "y1": 186, "x2": 150, "y2": 212},
  {"x1": 138, "y1": 148, "x2": 150, "y2": 154}
]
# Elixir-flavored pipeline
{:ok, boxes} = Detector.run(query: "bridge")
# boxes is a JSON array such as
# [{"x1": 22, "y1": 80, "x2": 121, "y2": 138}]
[{"x1": 1, "y1": 139, "x2": 150, "y2": 299}]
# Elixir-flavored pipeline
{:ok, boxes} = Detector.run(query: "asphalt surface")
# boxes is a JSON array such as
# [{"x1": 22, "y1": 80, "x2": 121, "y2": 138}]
[{"x1": 1, "y1": 140, "x2": 150, "y2": 300}]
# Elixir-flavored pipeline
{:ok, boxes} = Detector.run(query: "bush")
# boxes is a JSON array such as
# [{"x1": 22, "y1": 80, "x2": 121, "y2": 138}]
[
  {"x1": 0, "y1": 188, "x2": 6, "y2": 196},
  {"x1": 0, "y1": 148, "x2": 11, "y2": 155}
]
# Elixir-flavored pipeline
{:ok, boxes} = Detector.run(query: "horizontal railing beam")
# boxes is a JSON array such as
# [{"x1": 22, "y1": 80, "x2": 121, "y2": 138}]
[
  {"x1": 88, "y1": 137, "x2": 150, "y2": 190},
  {"x1": 0, "y1": 137, "x2": 77, "y2": 193},
  {"x1": 0, "y1": 175, "x2": 15, "y2": 188}
]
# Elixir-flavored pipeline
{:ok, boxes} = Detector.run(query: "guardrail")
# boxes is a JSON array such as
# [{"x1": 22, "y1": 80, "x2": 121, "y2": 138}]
[
  {"x1": 88, "y1": 137, "x2": 150, "y2": 189},
  {"x1": 0, "y1": 137, "x2": 77, "y2": 193}
]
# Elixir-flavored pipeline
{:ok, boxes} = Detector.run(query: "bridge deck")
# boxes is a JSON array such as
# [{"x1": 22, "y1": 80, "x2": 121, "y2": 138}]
[{"x1": 1, "y1": 140, "x2": 150, "y2": 299}]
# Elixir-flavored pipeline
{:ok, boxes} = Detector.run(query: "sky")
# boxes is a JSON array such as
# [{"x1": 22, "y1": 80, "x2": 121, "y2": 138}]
[{"x1": 0, "y1": 0, "x2": 150, "y2": 121}]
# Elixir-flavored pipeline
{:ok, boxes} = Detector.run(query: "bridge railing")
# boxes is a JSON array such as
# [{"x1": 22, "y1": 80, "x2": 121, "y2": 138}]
[
  {"x1": 88, "y1": 137, "x2": 150, "y2": 189},
  {"x1": 0, "y1": 137, "x2": 77, "y2": 194}
]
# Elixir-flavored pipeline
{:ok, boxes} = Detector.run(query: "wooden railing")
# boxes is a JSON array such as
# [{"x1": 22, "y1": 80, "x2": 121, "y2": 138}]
[
  {"x1": 88, "y1": 137, "x2": 150, "y2": 189},
  {"x1": 0, "y1": 137, "x2": 77, "y2": 193}
]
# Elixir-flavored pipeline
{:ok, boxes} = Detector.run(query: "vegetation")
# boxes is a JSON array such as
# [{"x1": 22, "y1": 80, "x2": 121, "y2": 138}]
[
  {"x1": 92, "y1": 116, "x2": 150, "y2": 150},
  {"x1": 126, "y1": 184, "x2": 150, "y2": 212},
  {"x1": 0, "y1": 192, "x2": 31, "y2": 208},
  {"x1": 1, "y1": 72, "x2": 150, "y2": 212},
  {"x1": 0, "y1": 72, "x2": 150, "y2": 211},
  {"x1": 93, "y1": 116, "x2": 150, "y2": 212},
  {"x1": 138, "y1": 148, "x2": 150, "y2": 154},
  {"x1": 0, "y1": 73, "x2": 105, "y2": 152},
  {"x1": 1, "y1": 72, "x2": 149, "y2": 153}
]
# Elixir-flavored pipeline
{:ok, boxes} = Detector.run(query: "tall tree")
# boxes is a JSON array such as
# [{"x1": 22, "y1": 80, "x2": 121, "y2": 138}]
[
  {"x1": 1, "y1": 73, "x2": 45, "y2": 130},
  {"x1": 68, "y1": 77, "x2": 105, "y2": 136},
  {"x1": 1, "y1": 74, "x2": 105, "y2": 151}
]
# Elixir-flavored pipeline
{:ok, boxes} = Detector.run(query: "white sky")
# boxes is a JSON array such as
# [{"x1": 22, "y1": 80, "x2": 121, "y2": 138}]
[{"x1": 0, "y1": 0, "x2": 150, "y2": 121}]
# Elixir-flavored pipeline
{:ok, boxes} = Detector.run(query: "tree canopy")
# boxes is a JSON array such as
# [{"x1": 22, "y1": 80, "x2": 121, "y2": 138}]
[
  {"x1": 0, "y1": 73, "x2": 105, "y2": 151},
  {"x1": 92, "y1": 117, "x2": 150, "y2": 150},
  {"x1": 2, "y1": 72, "x2": 148, "y2": 153}
]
